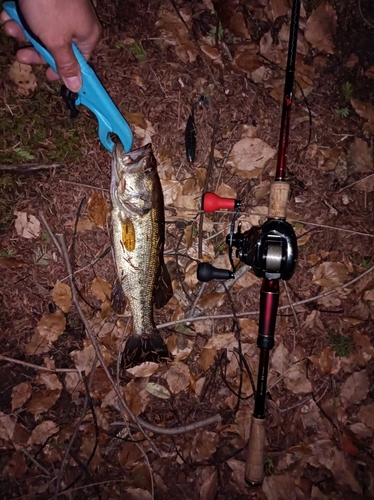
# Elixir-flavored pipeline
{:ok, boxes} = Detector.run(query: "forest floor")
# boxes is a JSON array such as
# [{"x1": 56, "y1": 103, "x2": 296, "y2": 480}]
[{"x1": 1, "y1": 0, "x2": 374, "y2": 499}]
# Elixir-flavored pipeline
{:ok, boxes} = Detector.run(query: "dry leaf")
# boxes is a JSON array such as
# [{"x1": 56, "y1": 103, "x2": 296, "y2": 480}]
[
  {"x1": 123, "y1": 380, "x2": 147, "y2": 416},
  {"x1": 87, "y1": 190, "x2": 108, "y2": 229},
  {"x1": 187, "y1": 240, "x2": 215, "y2": 261},
  {"x1": 145, "y1": 382, "x2": 171, "y2": 399},
  {"x1": 28, "y1": 420, "x2": 59, "y2": 445},
  {"x1": 36, "y1": 310, "x2": 66, "y2": 343},
  {"x1": 196, "y1": 292, "x2": 226, "y2": 310},
  {"x1": 228, "y1": 137, "x2": 277, "y2": 178},
  {"x1": 27, "y1": 389, "x2": 61, "y2": 415},
  {"x1": 198, "y1": 347, "x2": 217, "y2": 371},
  {"x1": 349, "y1": 138, "x2": 373, "y2": 173},
  {"x1": 284, "y1": 361, "x2": 313, "y2": 395},
  {"x1": 215, "y1": 182, "x2": 237, "y2": 199},
  {"x1": 313, "y1": 261, "x2": 349, "y2": 288},
  {"x1": 200, "y1": 470, "x2": 218, "y2": 500},
  {"x1": 91, "y1": 277, "x2": 112, "y2": 302},
  {"x1": 0, "y1": 257, "x2": 25, "y2": 268},
  {"x1": 118, "y1": 442, "x2": 144, "y2": 469},
  {"x1": 271, "y1": 341, "x2": 291, "y2": 375},
  {"x1": 9, "y1": 61, "x2": 37, "y2": 95},
  {"x1": 350, "y1": 98, "x2": 374, "y2": 123},
  {"x1": 190, "y1": 430, "x2": 217, "y2": 461},
  {"x1": 36, "y1": 372, "x2": 63, "y2": 391},
  {"x1": 304, "y1": 1, "x2": 337, "y2": 54},
  {"x1": 70, "y1": 343, "x2": 111, "y2": 374},
  {"x1": 14, "y1": 211, "x2": 41, "y2": 239},
  {"x1": 357, "y1": 403, "x2": 374, "y2": 430},
  {"x1": 52, "y1": 281, "x2": 72, "y2": 313},
  {"x1": 68, "y1": 217, "x2": 95, "y2": 232},
  {"x1": 126, "y1": 361, "x2": 159, "y2": 378},
  {"x1": 165, "y1": 361, "x2": 190, "y2": 394},
  {"x1": 161, "y1": 179, "x2": 183, "y2": 205},
  {"x1": 124, "y1": 488, "x2": 152, "y2": 500},
  {"x1": 11, "y1": 382, "x2": 32, "y2": 411},
  {"x1": 123, "y1": 111, "x2": 147, "y2": 129},
  {"x1": 24, "y1": 331, "x2": 51, "y2": 355},
  {"x1": 203, "y1": 332, "x2": 235, "y2": 350},
  {"x1": 340, "y1": 370, "x2": 369, "y2": 408},
  {"x1": 6, "y1": 451, "x2": 27, "y2": 478}
]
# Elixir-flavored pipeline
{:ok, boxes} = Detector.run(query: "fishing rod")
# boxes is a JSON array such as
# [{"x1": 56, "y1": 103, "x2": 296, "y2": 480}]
[{"x1": 196, "y1": 0, "x2": 300, "y2": 485}]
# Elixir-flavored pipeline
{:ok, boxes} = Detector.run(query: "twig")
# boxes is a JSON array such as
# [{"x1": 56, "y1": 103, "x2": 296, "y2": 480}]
[
  {"x1": 0, "y1": 355, "x2": 78, "y2": 373},
  {"x1": 22, "y1": 448, "x2": 51, "y2": 476},
  {"x1": 54, "y1": 361, "x2": 98, "y2": 500},
  {"x1": 215, "y1": 264, "x2": 251, "y2": 293},
  {"x1": 188, "y1": 282, "x2": 207, "y2": 318},
  {"x1": 338, "y1": 172, "x2": 374, "y2": 193},
  {"x1": 59, "y1": 179, "x2": 110, "y2": 193},
  {"x1": 158, "y1": 264, "x2": 374, "y2": 329},
  {"x1": 110, "y1": 414, "x2": 222, "y2": 434},
  {"x1": 0, "y1": 163, "x2": 64, "y2": 172}
]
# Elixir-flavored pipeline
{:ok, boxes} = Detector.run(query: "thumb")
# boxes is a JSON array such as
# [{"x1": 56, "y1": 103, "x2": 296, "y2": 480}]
[{"x1": 50, "y1": 43, "x2": 82, "y2": 92}]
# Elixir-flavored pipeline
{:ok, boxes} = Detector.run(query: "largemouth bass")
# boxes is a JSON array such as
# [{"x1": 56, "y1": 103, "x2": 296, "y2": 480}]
[{"x1": 111, "y1": 142, "x2": 173, "y2": 365}]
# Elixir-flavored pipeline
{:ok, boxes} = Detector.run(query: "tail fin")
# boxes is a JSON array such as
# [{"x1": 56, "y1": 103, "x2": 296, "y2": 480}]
[{"x1": 123, "y1": 330, "x2": 171, "y2": 367}]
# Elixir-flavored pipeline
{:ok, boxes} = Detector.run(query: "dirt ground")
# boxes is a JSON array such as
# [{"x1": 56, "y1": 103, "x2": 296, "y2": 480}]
[{"x1": 1, "y1": 0, "x2": 374, "y2": 499}]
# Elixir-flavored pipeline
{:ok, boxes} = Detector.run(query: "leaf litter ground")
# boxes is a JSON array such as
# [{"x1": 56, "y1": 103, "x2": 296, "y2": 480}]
[{"x1": 1, "y1": 0, "x2": 374, "y2": 499}]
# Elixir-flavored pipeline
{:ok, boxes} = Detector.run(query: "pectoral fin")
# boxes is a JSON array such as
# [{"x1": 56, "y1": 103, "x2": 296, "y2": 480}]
[{"x1": 154, "y1": 258, "x2": 173, "y2": 309}]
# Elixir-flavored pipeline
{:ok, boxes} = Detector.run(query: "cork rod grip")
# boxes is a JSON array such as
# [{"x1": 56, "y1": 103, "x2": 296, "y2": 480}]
[
  {"x1": 268, "y1": 181, "x2": 290, "y2": 219},
  {"x1": 245, "y1": 415, "x2": 266, "y2": 486}
]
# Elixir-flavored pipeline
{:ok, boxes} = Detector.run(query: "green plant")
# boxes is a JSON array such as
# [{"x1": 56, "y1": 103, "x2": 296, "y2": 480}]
[
  {"x1": 33, "y1": 246, "x2": 53, "y2": 266},
  {"x1": 361, "y1": 258, "x2": 373, "y2": 270},
  {"x1": 129, "y1": 41, "x2": 147, "y2": 62},
  {"x1": 0, "y1": 248, "x2": 16, "y2": 257},
  {"x1": 342, "y1": 81, "x2": 354, "y2": 100},
  {"x1": 209, "y1": 23, "x2": 224, "y2": 42},
  {"x1": 327, "y1": 333, "x2": 354, "y2": 357},
  {"x1": 14, "y1": 146, "x2": 35, "y2": 161},
  {"x1": 334, "y1": 107, "x2": 350, "y2": 118},
  {"x1": 264, "y1": 457, "x2": 275, "y2": 475}
]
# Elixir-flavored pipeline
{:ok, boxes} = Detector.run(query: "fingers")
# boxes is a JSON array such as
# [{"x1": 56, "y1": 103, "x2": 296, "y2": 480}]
[
  {"x1": 0, "y1": 11, "x2": 28, "y2": 42},
  {"x1": 48, "y1": 43, "x2": 82, "y2": 92},
  {"x1": 16, "y1": 47, "x2": 45, "y2": 65}
]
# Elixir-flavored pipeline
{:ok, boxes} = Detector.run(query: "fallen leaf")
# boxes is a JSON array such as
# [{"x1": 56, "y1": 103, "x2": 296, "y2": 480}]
[
  {"x1": 11, "y1": 381, "x2": 32, "y2": 411},
  {"x1": 357, "y1": 403, "x2": 374, "y2": 430},
  {"x1": 165, "y1": 361, "x2": 190, "y2": 394},
  {"x1": 271, "y1": 341, "x2": 291, "y2": 375},
  {"x1": 36, "y1": 372, "x2": 63, "y2": 391},
  {"x1": 123, "y1": 380, "x2": 147, "y2": 416},
  {"x1": 215, "y1": 182, "x2": 237, "y2": 199},
  {"x1": 9, "y1": 61, "x2": 37, "y2": 95},
  {"x1": 14, "y1": 211, "x2": 41, "y2": 239},
  {"x1": 91, "y1": 277, "x2": 112, "y2": 302},
  {"x1": 196, "y1": 292, "x2": 226, "y2": 310},
  {"x1": 5, "y1": 451, "x2": 27, "y2": 478},
  {"x1": 118, "y1": 442, "x2": 144, "y2": 469},
  {"x1": 353, "y1": 174, "x2": 374, "y2": 193},
  {"x1": 312, "y1": 261, "x2": 349, "y2": 288},
  {"x1": 145, "y1": 382, "x2": 171, "y2": 399},
  {"x1": 28, "y1": 420, "x2": 59, "y2": 445},
  {"x1": 203, "y1": 332, "x2": 235, "y2": 350},
  {"x1": 70, "y1": 343, "x2": 111, "y2": 374},
  {"x1": 123, "y1": 110, "x2": 147, "y2": 129},
  {"x1": 200, "y1": 470, "x2": 218, "y2": 500},
  {"x1": 340, "y1": 370, "x2": 369, "y2": 408},
  {"x1": 198, "y1": 347, "x2": 217, "y2": 371},
  {"x1": 123, "y1": 488, "x2": 152, "y2": 500},
  {"x1": 52, "y1": 281, "x2": 72, "y2": 313},
  {"x1": 187, "y1": 240, "x2": 215, "y2": 261},
  {"x1": 24, "y1": 331, "x2": 51, "y2": 355},
  {"x1": 190, "y1": 430, "x2": 217, "y2": 461},
  {"x1": 0, "y1": 257, "x2": 25, "y2": 268},
  {"x1": 284, "y1": 361, "x2": 313, "y2": 395},
  {"x1": 126, "y1": 361, "x2": 159, "y2": 378},
  {"x1": 36, "y1": 310, "x2": 66, "y2": 342},
  {"x1": 87, "y1": 190, "x2": 108, "y2": 229},
  {"x1": 67, "y1": 217, "x2": 95, "y2": 232},
  {"x1": 227, "y1": 137, "x2": 277, "y2": 178},
  {"x1": 27, "y1": 389, "x2": 61, "y2": 415},
  {"x1": 304, "y1": 1, "x2": 337, "y2": 54},
  {"x1": 350, "y1": 98, "x2": 374, "y2": 123},
  {"x1": 349, "y1": 138, "x2": 373, "y2": 173}
]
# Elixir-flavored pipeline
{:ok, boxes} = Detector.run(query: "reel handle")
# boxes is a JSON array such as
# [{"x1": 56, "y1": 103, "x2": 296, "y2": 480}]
[
  {"x1": 203, "y1": 193, "x2": 240, "y2": 212},
  {"x1": 197, "y1": 263, "x2": 234, "y2": 282},
  {"x1": 245, "y1": 416, "x2": 266, "y2": 486}
]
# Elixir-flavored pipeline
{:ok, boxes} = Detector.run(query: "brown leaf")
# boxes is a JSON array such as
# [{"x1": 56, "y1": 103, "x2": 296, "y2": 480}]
[
  {"x1": 36, "y1": 310, "x2": 66, "y2": 342},
  {"x1": 14, "y1": 211, "x2": 41, "y2": 239},
  {"x1": 340, "y1": 370, "x2": 369, "y2": 408},
  {"x1": 123, "y1": 488, "x2": 152, "y2": 500},
  {"x1": 183, "y1": 224, "x2": 194, "y2": 249},
  {"x1": 123, "y1": 380, "x2": 147, "y2": 416},
  {"x1": 196, "y1": 292, "x2": 226, "y2": 311},
  {"x1": 304, "y1": 1, "x2": 337, "y2": 54},
  {"x1": 9, "y1": 61, "x2": 37, "y2": 95},
  {"x1": 27, "y1": 389, "x2": 61, "y2": 415},
  {"x1": 228, "y1": 137, "x2": 277, "y2": 178},
  {"x1": 91, "y1": 276, "x2": 112, "y2": 302},
  {"x1": 165, "y1": 361, "x2": 190, "y2": 394},
  {"x1": 126, "y1": 361, "x2": 159, "y2": 378},
  {"x1": 190, "y1": 430, "x2": 217, "y2": 461},
  {"x1": 6, "y1": 452, "x2": 27, "y2": 478},
  {"x1": 87, "y1": 190, "x2": 108, "y2": 229},
  {"x1": 24, "y1": 331, "x2": 51, "y2": 355},
  {"x1": 353, "y1": 174, "x2": 374, "y2": 193},
  {"x1": 200, "y1": 470, "x2": 218, "y2": 500},
  {"x1": 52, "y1": 281, "x2": 72, "y2": 313},
  {"x1": 118, "y1": 442, "x2": 144, "y2": 469},
  {"x1": 28, "y1": 420, "x2": 59, "y2": 445},
  {"x1": 0, "y1": 257, "x2": 25, "y2": 268},
  {"x1": 70, "y1": 343, "x2": 111, "y2": 374},
  {"x1": 350, "y1": 98, "x2": 374, "y2": 123},
  {"x1": 11, "y1": 381, "x2": 32, "y2": 411},
  {"x1": 36, "y1": 372, "x2": 63, "y2": 391},
  {"x1": 123, "y1": 110, "x2": 147, "y2": 129},
  {"x1": 312, "y1": 261, "x2": 349, "y2": 288},
  {"x1": 284, "y1": 361, "x2": 313, "y2": 395},
  {"x1": 349, "y1": 138, "x2": 373, "y2": 174},
  {"x1": 0, "y1": 411, "x2": 15, "y2": 442},
  {"x1": 200, "y1": 43, "x2": 224, "y2": 68},
  {"x1": 357, "y1": 403, "x2": 374, "y2": 430},
  {"x1": 198, "y1": 347, "x2": 217, "y2": 371}
]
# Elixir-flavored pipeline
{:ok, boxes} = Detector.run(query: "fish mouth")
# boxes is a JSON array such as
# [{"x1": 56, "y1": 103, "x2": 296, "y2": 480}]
[{"x1": 114, "y1": 142, "x2": 153, "y2": 174}]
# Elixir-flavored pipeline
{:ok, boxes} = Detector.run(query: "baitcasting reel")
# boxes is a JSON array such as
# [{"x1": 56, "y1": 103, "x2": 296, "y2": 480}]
[{"x1": 197, "y1": 192, "x2": 298, "y2": 283}]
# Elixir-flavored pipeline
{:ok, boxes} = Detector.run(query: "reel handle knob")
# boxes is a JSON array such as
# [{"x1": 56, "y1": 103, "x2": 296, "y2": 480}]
[
  {"x1": 202, "y1": 193, "x2": 240, "y2": 212},
  {"x1": 197, "y1": 263, "x2": 235, "y2": 282}
]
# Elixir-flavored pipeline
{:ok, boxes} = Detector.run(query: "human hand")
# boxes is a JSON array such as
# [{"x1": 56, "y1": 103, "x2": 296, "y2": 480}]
[{"x1": 0, "y1": 0, "x2": 102, "y2": 92}]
